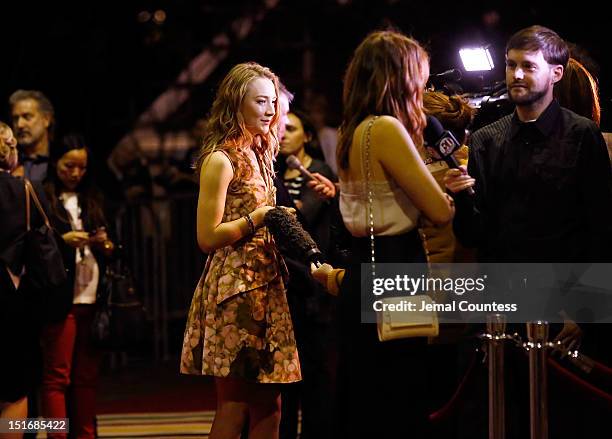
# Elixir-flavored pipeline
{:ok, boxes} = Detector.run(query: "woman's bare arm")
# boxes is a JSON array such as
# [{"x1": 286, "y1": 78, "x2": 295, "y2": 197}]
[
  {"x1": 374, "y1": 116, "x2": 454, "y2": 225},
  {"x1": 196, "y1": 151, "x2": 271, "y2": 252}
]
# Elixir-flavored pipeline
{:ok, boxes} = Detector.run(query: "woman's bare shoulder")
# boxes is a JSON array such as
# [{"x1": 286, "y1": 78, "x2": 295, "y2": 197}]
[{"x1": 202, "y1": 150, "x2": 233, "y2": 171}]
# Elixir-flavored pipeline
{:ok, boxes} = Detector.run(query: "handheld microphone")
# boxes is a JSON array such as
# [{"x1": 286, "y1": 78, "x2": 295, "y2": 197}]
[
  {"x1": 424, "y1": 115, "x2": 474, "y2": 196},
  {"x1": 285, "y1": 155, "x2": 317, "y2": 181},
  {"x1": 264, "y1": 207, "x2": 324, "y2": 266}
]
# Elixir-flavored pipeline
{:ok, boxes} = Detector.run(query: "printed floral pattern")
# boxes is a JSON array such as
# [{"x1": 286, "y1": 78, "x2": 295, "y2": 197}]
[{"x1": 180, "y1": 151, "x2": 301, "y2": 383}]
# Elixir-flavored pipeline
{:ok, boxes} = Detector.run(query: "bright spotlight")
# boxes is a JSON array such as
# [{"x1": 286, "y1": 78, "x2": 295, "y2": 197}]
[{"x1": 459, "y1": 46, "x2": 495, "y2": 72}]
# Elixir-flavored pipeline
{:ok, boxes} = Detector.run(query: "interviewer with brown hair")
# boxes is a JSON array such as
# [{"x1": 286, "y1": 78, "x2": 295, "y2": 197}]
[{"x1": 332, "y1": 30, "x2": 454, "y2": 438}]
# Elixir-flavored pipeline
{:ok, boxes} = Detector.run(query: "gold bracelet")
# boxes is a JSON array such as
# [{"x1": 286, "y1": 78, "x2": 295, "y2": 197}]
[{"x1": 244, "y1": 214, "x2": 256, "y2": 235}]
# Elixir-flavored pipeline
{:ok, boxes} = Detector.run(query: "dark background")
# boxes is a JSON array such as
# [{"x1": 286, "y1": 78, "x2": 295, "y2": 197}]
[
  {"x1": 4, "y1": 3, "x2": 610, "y2": 425},
  {"x1": 1, "y1": 0, "x2": 609, "y2": 166}
]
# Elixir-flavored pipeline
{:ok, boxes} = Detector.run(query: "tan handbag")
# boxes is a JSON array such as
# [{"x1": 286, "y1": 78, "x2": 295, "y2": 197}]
[
  {"x1": 376, "y1": 295, "x2": 439, "y2": 341},
  {"x1": 361, "y1": 117, "x2": 439, "y2": 341}
]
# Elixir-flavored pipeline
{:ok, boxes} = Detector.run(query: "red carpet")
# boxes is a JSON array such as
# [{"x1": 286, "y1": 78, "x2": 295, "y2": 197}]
[{"x1": 97, "y1": 358, "x2": 217, "y2": 414}]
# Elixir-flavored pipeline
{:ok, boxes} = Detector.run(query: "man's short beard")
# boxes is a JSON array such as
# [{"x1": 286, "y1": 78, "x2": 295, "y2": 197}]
[
  {"x1": 508, "y1": 87, "x2": 548, "y2": 106},
  {"x1": 17, "y1": 140, "x2": 37, "y2": 153},
  {"x1": 17, "y1": 138, "x2": 35, "y2": 148},
  {"x1": 16, "y1": 134, "x2": 43, "y2": 154}
]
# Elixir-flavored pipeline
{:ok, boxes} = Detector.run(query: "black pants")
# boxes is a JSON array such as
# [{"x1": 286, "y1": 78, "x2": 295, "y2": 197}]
[{"x1": 334, "y1": 232, "x2": 430, "y2": 438}]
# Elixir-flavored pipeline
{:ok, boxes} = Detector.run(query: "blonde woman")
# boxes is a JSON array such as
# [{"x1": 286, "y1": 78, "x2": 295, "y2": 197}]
[{"x1": 180, "y1": 63, "x2": 301, "y2": 439}]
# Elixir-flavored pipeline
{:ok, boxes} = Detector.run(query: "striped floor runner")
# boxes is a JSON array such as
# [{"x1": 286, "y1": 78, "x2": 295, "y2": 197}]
[
  {"x1": 96, "y1": 410, "x2": 302, "y2": 438},
  {"x1": 96, "y1": 411, "x2": 214, "y2": 438}
]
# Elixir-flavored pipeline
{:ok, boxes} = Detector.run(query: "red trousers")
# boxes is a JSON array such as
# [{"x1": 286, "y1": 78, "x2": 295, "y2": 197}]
[{"x1": 41, "y1": 305, "x2": 101, "y2": 439}]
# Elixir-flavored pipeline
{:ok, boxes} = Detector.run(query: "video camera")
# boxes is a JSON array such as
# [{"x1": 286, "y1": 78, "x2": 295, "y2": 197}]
[{"x1": 429, "y1": 44, "x2": 514, "y2": 132}]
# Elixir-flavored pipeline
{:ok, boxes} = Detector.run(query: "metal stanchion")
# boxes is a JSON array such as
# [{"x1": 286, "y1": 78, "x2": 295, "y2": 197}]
[
  {"x1": 486, "y1": 314, "x2": 507, "y2": 439},
  {"x1": 527, "y1": 321, "x2": 549, "y2": 439}
]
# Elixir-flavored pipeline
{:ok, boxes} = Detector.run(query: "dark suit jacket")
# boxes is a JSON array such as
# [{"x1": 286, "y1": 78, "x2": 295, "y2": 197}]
[
  {"x1": 43, "y1": 186, "x2": 110, "y2": 310},
  {"x1": 0, "y1": 172, "x2": 51, "y2": 401},
  {"x1": 0, "y1": 172, "x2": 50, "y2": 277}
]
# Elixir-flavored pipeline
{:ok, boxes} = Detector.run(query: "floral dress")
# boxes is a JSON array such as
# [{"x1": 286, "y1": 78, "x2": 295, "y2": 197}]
[{"x1": 180, "y1": 150, "x2": 301, "y2": 383}]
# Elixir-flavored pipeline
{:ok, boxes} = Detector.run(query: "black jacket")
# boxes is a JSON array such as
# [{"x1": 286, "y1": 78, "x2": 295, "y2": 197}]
[
  {"x1": 0, "y1": 173, "x2": 50, "y2": 277},
  {"x1": 454, "y1": 102, "x2": 612, "y2": 262},
  {"x1": 43, "y1": 186, "x2": 110, "y2": 318}
]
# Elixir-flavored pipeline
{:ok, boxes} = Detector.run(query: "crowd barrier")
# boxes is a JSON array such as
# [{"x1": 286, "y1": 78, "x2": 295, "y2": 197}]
[
  {"x1": 429, "y1": 315, "x2": 612, "y2": 438},
  {"x1": 112, "y1": 192, "x2": 203, "y2": 361}
]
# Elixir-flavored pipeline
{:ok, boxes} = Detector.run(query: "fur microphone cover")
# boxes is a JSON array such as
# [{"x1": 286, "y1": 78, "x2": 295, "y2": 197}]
[{"x1": 263, "y1": 207, "x2": 323, "y2": 265}]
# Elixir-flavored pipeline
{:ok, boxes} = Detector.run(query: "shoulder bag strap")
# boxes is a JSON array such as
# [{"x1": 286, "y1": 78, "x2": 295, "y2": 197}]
[
  {"x1": 24, "y1": 179, "x2": 52, "y2": 230},
  {"x1": 25, "y1": 179, "x2": 53, "y2": 230},
  {"x1": 362, "y1": 116, "x2": 379, "y2": 278},
  {"x1": 25, "y1": 179, "x2": 31, "y2": 231}
]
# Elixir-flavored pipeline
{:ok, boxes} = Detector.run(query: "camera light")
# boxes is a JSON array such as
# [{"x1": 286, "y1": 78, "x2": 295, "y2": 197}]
[{"x1": 459, "y1": 47, "x2": 495, "y2": 72}]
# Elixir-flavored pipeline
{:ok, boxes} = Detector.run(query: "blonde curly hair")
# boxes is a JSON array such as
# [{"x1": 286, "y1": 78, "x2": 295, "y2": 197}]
[
  {"x1": 195, "y1": 62, "x2": 280, "y2": 192},
  {"x1": 0, "y1": 121, "x2": 16, "y2": 169}
]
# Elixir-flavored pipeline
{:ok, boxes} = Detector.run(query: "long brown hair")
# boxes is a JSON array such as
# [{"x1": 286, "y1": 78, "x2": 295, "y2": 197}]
[
  {"x1": 337, "y1": 30, "x2": 430, "y2": 170},
  {"x1": 195, "y1": 62, "x2": 280, "y2": 191},
  {"x1": 554, "y1": 57, "x2": 601, "y2": 126}
]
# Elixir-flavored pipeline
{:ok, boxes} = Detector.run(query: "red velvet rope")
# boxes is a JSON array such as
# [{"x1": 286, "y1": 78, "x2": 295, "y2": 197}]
[
  {"x1": 592, "y1": 358, "x2": 612, "y2": 377},
  {"x1": 428, "y1": 351, "x2": 612, "y2": 423},
  {"x1": 428, "y1": 352, "x2": 478, "y2": 423},
  {"x1": 548, "y1": 358, "x2": 612, "y2": 409}
]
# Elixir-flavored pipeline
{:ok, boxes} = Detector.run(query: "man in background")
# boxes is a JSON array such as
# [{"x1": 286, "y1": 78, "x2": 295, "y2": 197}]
[{"x1": 9, "y1": 89, "x2": 55, "y2": 182}]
